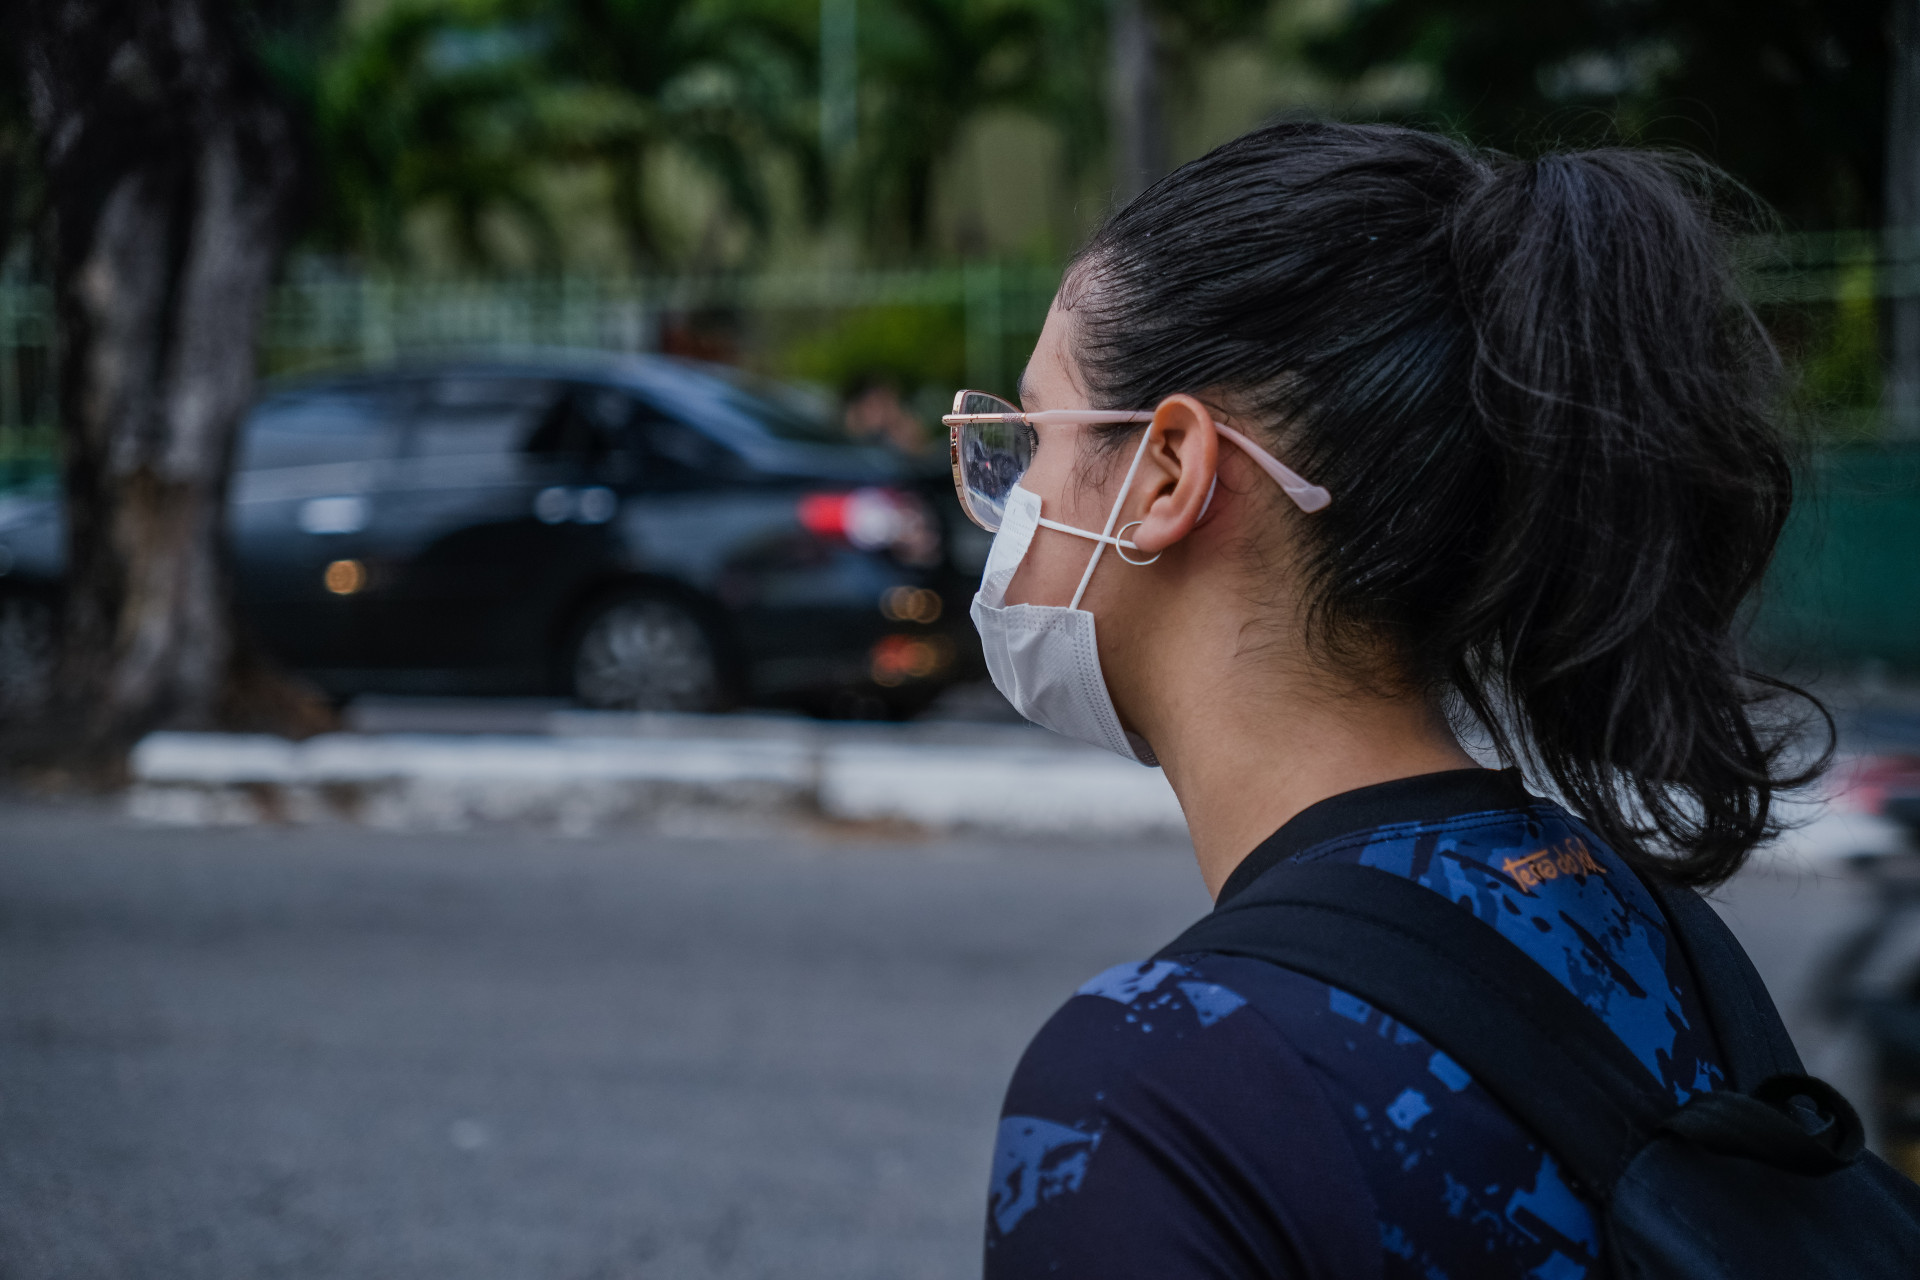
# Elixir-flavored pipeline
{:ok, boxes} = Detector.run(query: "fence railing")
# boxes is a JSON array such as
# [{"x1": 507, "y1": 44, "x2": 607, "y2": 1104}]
[
  {"x1": 0, "y1": 277, "x2": 56, "y2": 490},
  {"x1": 4, "y1": 246, "x2": 1920, "y2": 669},
  {"x1": 254, "y1": 262, "x2": 1061, "y2": 387},
  {"x1": 3, "y1": 237, "x2": 1916, "y2": 413},
  {"x1": 1738, "y1": 230, "x2": 1920, "y2": 303},
  {"x1": 0, "y1": 237, "x2": 1915, "y2": 450},
  {"x1": 0, "y1": 261, "x2": 1065, "y2": 489}
]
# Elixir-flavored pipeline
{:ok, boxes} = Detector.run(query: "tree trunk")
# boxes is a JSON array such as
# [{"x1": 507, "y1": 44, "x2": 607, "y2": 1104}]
[
  {"x1": 23, "y1": 0, "x2": 319, "y2": 773},
  {"x1": 1108, "y1": 0, "x2": 1165, "y2": 205},
  {"x1": 1888, "y1": 0, "x2": 1920, "y2": 439}
]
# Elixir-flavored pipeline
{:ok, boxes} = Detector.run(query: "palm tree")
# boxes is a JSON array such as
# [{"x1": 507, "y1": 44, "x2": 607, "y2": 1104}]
[
  {"x1": 312, "y1": 0, "x2": 815, "y2": 270},
  {"x1": 845, "y1": 0, "x2": 1271, "y2": 255},
  {"x1": 532, "y1": 0, "x2": 820, "y2": 268},
  {"x1": 315, "y1": 1, "x2": 561, "y2": 266},
  {"x1": 851, "y1": 0, "x2": 1046, "y2": 253}
]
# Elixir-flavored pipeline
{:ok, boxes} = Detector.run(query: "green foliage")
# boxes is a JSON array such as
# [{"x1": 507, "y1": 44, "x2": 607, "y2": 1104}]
[
  {"x1": 315, "y1": 0, "x2": 561, "y2": 264},
  {"x1": 0, "y1": 46, "x2": 42, "y2": 264},
  {"x1": 309, "y1": 0, "x2": 816, "y2": 269},
  {"x1": 843, "y1": 0, "x2": 1269, "y2": 254},
  {"x1": 1305, "y1": 0, "x2": 1890, "y2": 230},
  {"x1": 849, "y1": 0, "x2": 1049, "y2": 251},
  {"x1": 531, "y1": 0, "x2": 821, "y2": 264},
  {"x1": 26, "y1": 0, "x2": 1912, "y2": 273},
  {"x1": 246, "y1": 0, "x2": 1288, "y2": 268},
  {"x1": 234, "y1": 0, "x2": 341, "y2": 107},
  {"x1": 1796, "y1": 255, "x2": 1884, "y2": 436},
  {"x1": 773, "y1": 302, "x2": 967, "y2": 394}
]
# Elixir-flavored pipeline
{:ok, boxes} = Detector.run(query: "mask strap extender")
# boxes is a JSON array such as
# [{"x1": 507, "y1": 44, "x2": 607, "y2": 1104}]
[{"x1": 1067, "y1": 431, "x2": 1154, "y2": 610}]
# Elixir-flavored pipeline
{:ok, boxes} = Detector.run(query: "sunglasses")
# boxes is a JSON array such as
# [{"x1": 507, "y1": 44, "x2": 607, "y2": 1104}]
[{"x1": 941, "y1": 390, "x2": 1332, "y2": 533}]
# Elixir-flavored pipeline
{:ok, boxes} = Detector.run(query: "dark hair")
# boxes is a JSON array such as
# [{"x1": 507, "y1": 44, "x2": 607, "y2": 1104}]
[{"x1": 1065, "y1": 121, "x2": 1828, "y2": 888}]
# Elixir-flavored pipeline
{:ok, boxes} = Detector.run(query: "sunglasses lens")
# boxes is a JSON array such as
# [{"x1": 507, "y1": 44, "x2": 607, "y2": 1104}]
[{"x1": 951, "y1": 394, "x2": 1032, "y2": 533}]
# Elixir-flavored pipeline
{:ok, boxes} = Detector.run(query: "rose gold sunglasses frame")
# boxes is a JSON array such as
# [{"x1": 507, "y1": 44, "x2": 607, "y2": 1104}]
[{"x1": 941, "y1": 390, "x2": 1331, "y2": 533}]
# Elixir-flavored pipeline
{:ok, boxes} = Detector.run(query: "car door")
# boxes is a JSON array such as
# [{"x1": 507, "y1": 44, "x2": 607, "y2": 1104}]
[
  {"x1": 360, "y1": 375, "x2": 638, "y2": 680},
  {"x1": 228, "y1": 381, "x2": 410, "y2": 672}
]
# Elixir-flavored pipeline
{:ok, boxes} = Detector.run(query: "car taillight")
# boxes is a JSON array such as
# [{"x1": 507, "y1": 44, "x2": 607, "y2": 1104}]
[
  {"x1": 798, "y1": 487, "x2": 941, "y2": 565},
  {"x1": 870, "y1": 634, "x2": 955, "y2": 686}
]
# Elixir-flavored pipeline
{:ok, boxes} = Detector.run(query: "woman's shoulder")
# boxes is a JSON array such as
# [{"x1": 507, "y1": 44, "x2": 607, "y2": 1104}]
[
  {"x1": 1183, "y1": 949, "x2": 1610, "y2": 1280},
  {"x1": 1002, "y1": 953, "x2": 1344, "y2": 1114},
  {"x1": 996, "y1": 954, "x2": 1351, "y2": 1189},
  {"x1": 991, "y1": 945, "x2": 1603, "y2": 1279},
  {"x1": 1296, "y1": 799, "x2": 1726, "y2": 1103},
  {"x1": 989, "y1": 955, "x2": 1381, "y2": 1279}
]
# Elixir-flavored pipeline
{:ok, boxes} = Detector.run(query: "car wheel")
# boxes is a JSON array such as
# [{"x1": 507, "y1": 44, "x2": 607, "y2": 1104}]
[
  {"x1": 570, "y1": 594, "x2": 722, "y2": 712},
  {"x1": 0, "y1": 592, "x2": 55, "y2": 720}
]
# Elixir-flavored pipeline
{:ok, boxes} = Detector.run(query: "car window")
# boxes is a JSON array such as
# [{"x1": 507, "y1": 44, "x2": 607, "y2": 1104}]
[
  {"x1": 239, "y1": 385, "x2": 407, "y2": 471},
  {"x1": 409, "y1": 377, "x2": 561, "y2": 458},
  {"x1": 641, "y1": 416, "x2": 731, "y2": 477},
  {"x1": 695, "y1": 367, "x2": 845, "y2": 444},
  {"x1": 524, "y1": 385, "x2": 640, "y2": 465}
]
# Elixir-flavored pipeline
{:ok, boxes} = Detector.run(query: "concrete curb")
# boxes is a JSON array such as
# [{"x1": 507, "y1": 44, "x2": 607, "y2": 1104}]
[
  {"x1": 128, "y1": 725, "x2": 1188, "y2": 836},
  {"x1": 818, "y1": 743, "x2": 1186, "y2": 834},
  {"x1": 125, "y1": 719, "x2": 1891, "y2": 861}
]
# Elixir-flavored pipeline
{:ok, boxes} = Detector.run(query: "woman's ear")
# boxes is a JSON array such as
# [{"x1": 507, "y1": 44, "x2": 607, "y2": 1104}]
[{"x1": 1127, "y1": 394, "x2": 1220, "y2": 556}]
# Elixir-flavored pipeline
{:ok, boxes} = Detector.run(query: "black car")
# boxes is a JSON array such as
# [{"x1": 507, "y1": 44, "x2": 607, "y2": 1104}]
[{"x1": 0, "y1": 352, "x2": 979, "y2": 717}]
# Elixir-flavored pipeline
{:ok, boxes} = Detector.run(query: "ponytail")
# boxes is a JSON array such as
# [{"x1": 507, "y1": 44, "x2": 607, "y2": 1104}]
[
  {"x1": 1443, "y1": 151, "x2": 1823, "y2": 885},
  {"x1": 1069, "y1": 123, "x2": 1828, "y2": 886}
]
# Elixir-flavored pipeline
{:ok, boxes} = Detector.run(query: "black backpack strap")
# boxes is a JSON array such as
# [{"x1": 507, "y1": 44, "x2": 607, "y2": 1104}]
[
  {"x1": 1646, "y1": 880, "x2": 1804, "y2": 1089},
  {"x1": 1156, "y1": 860, "x2": 1671, "y2": 1199}
]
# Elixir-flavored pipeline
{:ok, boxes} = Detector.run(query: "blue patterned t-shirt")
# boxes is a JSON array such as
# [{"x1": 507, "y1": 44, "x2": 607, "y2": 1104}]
[{"x1": 984, "y1": 768, "x2": 1724, "y2": 1280}]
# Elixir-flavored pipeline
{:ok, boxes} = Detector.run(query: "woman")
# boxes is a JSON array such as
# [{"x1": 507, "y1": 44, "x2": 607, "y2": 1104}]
[{"x1": 949, "y1": 123, "x2": 1825, "y2": 1278}]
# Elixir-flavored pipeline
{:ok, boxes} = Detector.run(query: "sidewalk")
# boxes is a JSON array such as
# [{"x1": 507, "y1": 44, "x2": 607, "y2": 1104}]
[
  {"x1": 126, "y1": 693, "x2": 1916, "y2": 856},
  {"x1": 129, "y1": 706, "x2": 1189, "y2": 836}
]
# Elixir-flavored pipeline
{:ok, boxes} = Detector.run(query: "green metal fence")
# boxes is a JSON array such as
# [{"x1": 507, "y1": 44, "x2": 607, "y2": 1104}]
[
  {"x1": 0, "y1": 277, "x2": 56, "y2": 492},
  {"x1": 0, "y1": 261, "x2": 1064, "y2": 490},
  {"x1": 253, "y1": 262, "x2": 1060, "y2": 389},
  {"x1": 2, "y1": 248, "x2": 1919, "y2": 669},
  {"x1": 1754, "y1": 446, "x2": 1920, "y2": 675}
]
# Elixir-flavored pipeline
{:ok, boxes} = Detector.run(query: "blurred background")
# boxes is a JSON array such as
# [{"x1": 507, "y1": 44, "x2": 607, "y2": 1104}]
[{"x1": 5, "y1": 1, "x2": 1920, "y2": 1276}]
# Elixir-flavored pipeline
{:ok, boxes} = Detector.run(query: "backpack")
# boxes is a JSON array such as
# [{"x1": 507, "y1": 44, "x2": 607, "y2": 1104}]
[{"x1": 1155, "y1": 859, "x2": 1920, "y2": 1279}]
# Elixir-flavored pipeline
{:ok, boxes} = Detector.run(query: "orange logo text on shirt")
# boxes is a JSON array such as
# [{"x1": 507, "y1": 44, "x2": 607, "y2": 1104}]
[{"x1": 1500, "y1": 837, "x2": 1605, "y2": 892}]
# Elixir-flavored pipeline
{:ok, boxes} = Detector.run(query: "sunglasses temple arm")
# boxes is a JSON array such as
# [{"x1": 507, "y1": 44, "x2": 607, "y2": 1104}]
[
  {"x1": 1032, "y1": 412, "x2": 1330, "y2": 512},
  {"x1": 953, "y1": 409, "x2": 1330, "y2": 513},
  {"x1": 1213, "y1": 422, "x2": 1332, "y2": 513}
]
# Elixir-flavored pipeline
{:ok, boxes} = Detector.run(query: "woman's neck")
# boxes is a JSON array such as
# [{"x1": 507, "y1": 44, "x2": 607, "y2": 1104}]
[{"x1": 1130, "y1": 628, "x2": 1477, "y2": 900}]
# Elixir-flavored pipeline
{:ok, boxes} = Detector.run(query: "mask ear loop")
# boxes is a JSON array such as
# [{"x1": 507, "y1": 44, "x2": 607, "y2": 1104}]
[{"x1": 1068, "y1": 430, "x2": 1154, "y2": 610}]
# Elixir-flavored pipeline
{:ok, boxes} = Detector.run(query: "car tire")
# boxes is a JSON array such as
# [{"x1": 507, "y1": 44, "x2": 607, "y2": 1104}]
[
  {"x1": 569, "y1": 593, "x2": 723, "y2": 713},
  {"x1": 0, "y1": 591, "x2": 56, "y2": 721}
]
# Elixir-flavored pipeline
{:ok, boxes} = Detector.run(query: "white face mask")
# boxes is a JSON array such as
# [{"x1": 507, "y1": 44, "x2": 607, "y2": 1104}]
[{"x1": 968, "y1": 435, "x2": 1161, "y2": 766}]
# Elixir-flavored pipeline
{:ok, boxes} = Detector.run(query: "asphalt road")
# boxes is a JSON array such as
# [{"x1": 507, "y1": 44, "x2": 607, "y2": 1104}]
[
  {"x1": 0, "y1": 797, "x2": 1208, "y2": 1280},
  {"x1": 0, "y1": 795, "x2": 1890, "y2": 1280}
]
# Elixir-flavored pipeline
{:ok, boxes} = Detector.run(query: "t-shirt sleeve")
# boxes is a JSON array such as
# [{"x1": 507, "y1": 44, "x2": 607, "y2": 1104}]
[{"x1": 984, "y1": 958, "x2": 1382, "y2": 1280}]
